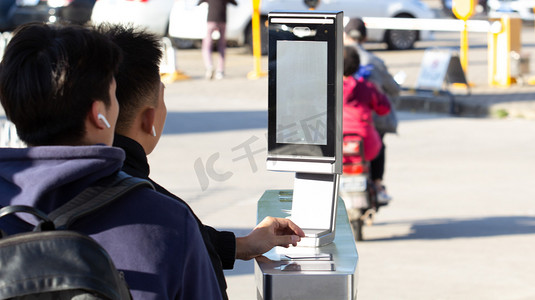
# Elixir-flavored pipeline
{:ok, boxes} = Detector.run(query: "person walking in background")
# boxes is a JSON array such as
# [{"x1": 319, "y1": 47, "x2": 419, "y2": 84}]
[
  {"x1": 200, "y1": 0, "x2": 237, "y2": 80},
  {"x1": 344, "y1": 18, "x2": 400, "y2": 204}
]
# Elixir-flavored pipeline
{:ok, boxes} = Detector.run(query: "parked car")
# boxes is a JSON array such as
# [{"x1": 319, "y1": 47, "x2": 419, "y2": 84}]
[
  {"x1": 168, "y1": 0, "x2": 436, "y2": 52},
  {"x1": 91, "y1": 0, "x2": 174, "y2": 37},
  {"x1": 487, "y1": 0, "x2": 534, "y2": 21},
  {"x1": 1, "y1": 0, "x2": 95, "y2": 33}
]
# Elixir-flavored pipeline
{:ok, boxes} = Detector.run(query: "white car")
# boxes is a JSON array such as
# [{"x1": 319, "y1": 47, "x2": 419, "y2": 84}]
[
  {"x1": 487, "y1": 0, "x2": 534, "y2": 21},
  {"x1": 90, "y1": 0, "x2": 174, "y2": 36},
  {"x1": 168, "y1": 0, "x2": 435, "y2": 51}
]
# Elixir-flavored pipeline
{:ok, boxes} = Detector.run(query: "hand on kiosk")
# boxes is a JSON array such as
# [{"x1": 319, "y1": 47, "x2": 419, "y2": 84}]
[{"x1": 236, "y1": 217, "x2": 305, "y2": 260}]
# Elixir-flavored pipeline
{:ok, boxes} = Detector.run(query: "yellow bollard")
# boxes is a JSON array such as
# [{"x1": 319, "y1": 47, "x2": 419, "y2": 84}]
[
  {"x1": 452, "y1": 0, "x2": 475, "y2": 87},
  {"x1": 529, "y1": 5, "x2": 535, "y2": 85},
  {"x1": 488, "y1": 15, "x2": 521, "y2": 87},
  {"x1": 460, "y1": 20, "x2": 469, "y2": 78},
  {"x1": 247, "y1": 0, "x2": 267, "y2": 79},
  {"x1": 159, "y1": 37, "x2": 190, "y2": 83}
]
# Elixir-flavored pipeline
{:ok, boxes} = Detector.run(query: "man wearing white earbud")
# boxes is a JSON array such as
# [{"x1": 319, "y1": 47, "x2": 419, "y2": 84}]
[
  {"x1": 97, "y1": 113, "x2": 111, "y2": 128},
  {"x1": 100, "y1": 24, "x2": 305, "y2": 300},
  {"x1": 0, "y1": 23, "x2": 223, "y2": 300}
]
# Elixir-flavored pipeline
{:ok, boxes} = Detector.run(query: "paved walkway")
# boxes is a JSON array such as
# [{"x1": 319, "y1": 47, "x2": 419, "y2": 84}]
[
  {"x1": 167, "y1": 44, "x2": 535, "y2": 300},
  {"x1": 1, "y1": 11, "x2": 533, "y2": 298},
  {"x1": 398, "y1": 81, "x2": 535, "y2": 119}
]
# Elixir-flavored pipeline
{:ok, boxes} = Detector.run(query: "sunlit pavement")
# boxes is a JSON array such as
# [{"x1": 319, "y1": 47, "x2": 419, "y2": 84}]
[
  {"x1": 151, "y1": 33, "x2": 535, "y2": 298},
  {"x1": 2, "y1": 4, "x2": 534, "y2": 297}
]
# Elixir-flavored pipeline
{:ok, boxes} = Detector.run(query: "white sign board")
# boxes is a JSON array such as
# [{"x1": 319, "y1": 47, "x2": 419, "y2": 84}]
[{"x1": 416, "y1": 49, "x2": 452, "y2": 90}]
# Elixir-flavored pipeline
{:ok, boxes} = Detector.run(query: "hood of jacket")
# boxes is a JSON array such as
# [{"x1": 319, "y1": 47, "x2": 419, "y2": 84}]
[{"x1": 0, "y1": 145, "x2": 125, "y2": 220}]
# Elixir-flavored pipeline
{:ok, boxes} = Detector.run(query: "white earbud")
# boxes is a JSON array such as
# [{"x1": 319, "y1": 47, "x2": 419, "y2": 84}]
[
  {"x1": 152, "y1": 126, "x2": 157, "y2": 137},
  {"x1": 97, "y1": 113, "x2": 111, "y2": 129}
]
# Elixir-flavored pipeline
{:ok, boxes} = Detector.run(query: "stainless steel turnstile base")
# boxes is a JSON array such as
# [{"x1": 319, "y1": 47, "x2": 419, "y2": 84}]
[{"x1": 255, "y1": 190, "x2": 359, "y2": 300}]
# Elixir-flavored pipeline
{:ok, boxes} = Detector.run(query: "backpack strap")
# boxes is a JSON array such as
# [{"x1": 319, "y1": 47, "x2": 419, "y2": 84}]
[
  {"x1": 0, "y1": 205, "x2": 55, "y2": 237},
  {"x1": 50, "y1": 171, "x2": 154, "y2": 230}
]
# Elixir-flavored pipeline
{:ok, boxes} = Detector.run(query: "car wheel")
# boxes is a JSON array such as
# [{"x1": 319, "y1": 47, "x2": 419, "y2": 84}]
[
  {"x1": 245, "y1": 16, "x2": 268, "y2": 55},
  {"x1": 385, "y1": 14, "x2": 418, "y2": 50}
]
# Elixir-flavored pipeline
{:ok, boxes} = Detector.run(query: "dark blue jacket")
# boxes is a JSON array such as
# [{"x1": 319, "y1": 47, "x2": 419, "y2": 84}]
[
  {"x1": 0, "y1": 145, "x2": 223, "y2": 300},
  {"x1": 114, "y1": 134, "x2": 235, "y2": 300}
]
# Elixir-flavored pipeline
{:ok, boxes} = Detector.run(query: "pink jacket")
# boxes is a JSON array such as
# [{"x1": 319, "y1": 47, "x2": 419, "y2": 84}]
[{"x1": 343, "y1": 76, "x2": 391, "y2": 161}]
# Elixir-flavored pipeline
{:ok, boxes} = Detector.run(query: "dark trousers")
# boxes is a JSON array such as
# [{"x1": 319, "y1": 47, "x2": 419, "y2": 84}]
[{"x1": 370, "y1": 133, "x2": 385, "y2": 181}]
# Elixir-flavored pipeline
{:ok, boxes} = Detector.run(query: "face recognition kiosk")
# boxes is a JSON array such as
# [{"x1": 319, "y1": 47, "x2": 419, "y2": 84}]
[
  {"x1": 255, "y1": 12, "x2": 358, "y2": 300},
  {"x1": 267, "y1": 11, "x2": 343, "y2": 247}
]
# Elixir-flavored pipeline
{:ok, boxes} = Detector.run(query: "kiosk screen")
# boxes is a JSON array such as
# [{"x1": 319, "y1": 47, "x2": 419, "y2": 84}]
[
  {"x1": 276, "y1": 40, "x2": 328, "y2": 146},
  {"x1": 268, "y1": 13, "x2": 341, "y2": 160}
]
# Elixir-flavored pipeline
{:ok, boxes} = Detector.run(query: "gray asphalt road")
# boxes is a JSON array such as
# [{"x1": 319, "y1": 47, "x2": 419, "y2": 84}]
[
  {"x1": 153, "y1": 58, "x2": 535, "y2": 299},
  {"x1": 1, "y1": 2, "x2": 533, "y2": 297},
  {"x1": 147, "y1": 12, "x2": 535, "y2": 297}
]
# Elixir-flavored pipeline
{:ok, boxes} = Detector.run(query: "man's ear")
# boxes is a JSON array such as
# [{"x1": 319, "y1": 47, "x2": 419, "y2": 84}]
[
  {"x1": 141, "y1": 107, "x2": 156, "y2": 136},
  {"x1": 89, "y1": 101, "x2": 108, "y2": 130}
]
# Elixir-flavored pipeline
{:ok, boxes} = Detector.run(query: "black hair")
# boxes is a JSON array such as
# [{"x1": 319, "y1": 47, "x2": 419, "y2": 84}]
[
  {"x1": 0, "y1": 23, "x2": 121, "y2": 146},
  {"x1": 97, "y1": 24, "x2": 163, "y2": 134},
  {"x1": 344, "y1": 18, "x2": 367, "y2": 43},
  {"x1": 343, "y1": 45, "x2": 360, "y2": 77}
]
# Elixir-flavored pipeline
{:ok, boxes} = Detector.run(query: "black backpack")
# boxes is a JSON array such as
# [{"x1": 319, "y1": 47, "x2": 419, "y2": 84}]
[{"x1": 0, "y1": 171, "x2": 153, "y2": 300}]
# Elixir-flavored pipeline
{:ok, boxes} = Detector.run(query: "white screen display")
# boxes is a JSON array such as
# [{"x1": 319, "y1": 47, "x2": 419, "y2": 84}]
[{"x1": 276, "y1": 40, "x2": 327, "y2": 145}]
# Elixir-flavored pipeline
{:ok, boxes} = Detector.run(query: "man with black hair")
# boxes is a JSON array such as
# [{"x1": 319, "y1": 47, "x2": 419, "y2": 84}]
[
  {"x1": 102, "y1": 24, "x2": 305, "y2": 300},
  {"x1": 0, "y1": 23, "x2": 222, "y2": 300}
]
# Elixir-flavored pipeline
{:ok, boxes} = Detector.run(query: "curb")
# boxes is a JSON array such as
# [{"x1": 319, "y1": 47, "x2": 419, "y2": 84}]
[{"x1": 397, "y1": 88, "x2": 535, "y2": 120}]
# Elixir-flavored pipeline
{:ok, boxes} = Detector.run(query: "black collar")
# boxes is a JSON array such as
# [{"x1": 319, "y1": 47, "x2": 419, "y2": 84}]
[{"x1": 113, "y1": 134, "x2": 150, "y2": 179}]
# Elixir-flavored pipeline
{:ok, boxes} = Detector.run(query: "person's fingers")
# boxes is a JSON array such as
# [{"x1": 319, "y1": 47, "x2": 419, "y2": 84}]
[
  {"x1": 273, "y1": 234, "x2": 301, "y2": 247},
  {"x1": 257, "y1": 216, "x2": 275, "y2": 228},
  {"x1": 273, "y1": 217, "x2": 305, "y2": 237},
  {"x1": 283, "y1": 218, "x2": 305, "y2": 237}
]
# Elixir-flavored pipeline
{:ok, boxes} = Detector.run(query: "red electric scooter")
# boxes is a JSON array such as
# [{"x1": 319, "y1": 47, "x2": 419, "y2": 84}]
[{"x1": 339, "y1": 133, "x2": 385, "y2": 241}]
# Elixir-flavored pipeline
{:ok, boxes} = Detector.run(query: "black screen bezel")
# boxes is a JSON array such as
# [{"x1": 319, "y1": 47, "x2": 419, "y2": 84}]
[{"x1": 268, "y1": 14, "x2": 338, "y2": 158}]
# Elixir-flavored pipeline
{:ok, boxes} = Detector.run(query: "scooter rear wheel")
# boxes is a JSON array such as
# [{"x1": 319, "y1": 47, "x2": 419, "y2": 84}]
[
  {"x1": 351, "y1": 217, "x2": 364, "y2": 241},
  {"x1": 347, "y1": 208, "x2": 364, "y2": 241}
]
